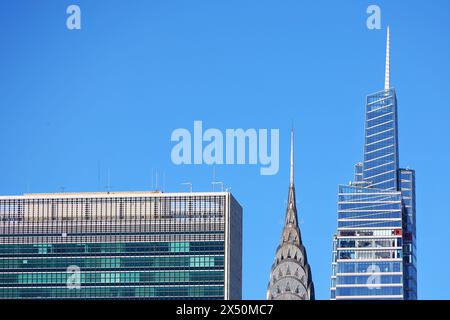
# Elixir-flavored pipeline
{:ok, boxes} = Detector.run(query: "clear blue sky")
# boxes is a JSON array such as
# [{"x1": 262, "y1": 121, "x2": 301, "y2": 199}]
[{"x1": 1, "y1": 0, "x2": 449, "y2": 299}]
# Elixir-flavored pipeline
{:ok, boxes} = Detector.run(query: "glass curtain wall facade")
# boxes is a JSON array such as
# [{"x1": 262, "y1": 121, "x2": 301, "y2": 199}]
[
  {"x1": 0, "y1": 191, "x2": 242, "y2": 299},
  {"x1": 399, "y1": 169, "x2": 417, "y2": 300},
  {"x1": 363, "y1": 89, "x2": 399, "y2": 191},
  {"x1": 330, "y1": 88, "x2": 417, "y2": 300}
]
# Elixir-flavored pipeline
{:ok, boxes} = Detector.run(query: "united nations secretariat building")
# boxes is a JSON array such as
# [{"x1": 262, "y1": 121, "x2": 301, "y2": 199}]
[{"x1": 0, "y1": 191, "x2": 242, "y2": 299}]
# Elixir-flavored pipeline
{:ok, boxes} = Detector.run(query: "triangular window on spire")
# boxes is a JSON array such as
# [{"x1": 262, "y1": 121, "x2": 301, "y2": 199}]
[{"x1": 289, "y1": 232, "x2": 294, "y2": 241}]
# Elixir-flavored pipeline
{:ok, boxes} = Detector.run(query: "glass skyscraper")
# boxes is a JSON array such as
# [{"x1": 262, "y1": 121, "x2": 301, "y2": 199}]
[
  {"x1": 330, "y1": 27, "x2": 417, "y2": 300},
  {"x1": 0, "y1": 191, "x2": 242, "y2": 299}
]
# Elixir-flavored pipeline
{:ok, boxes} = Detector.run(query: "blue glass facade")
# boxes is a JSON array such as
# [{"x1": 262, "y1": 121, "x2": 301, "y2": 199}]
[
  {"x1": 363, "y1": 89, "x2": 399, "y2": 191},
  {"x1": 331, "y1": 185, "x2": 404, "y2": 299},
  {"x1": 0, "y1": 192, "x2": 242, "y2": 299},
  {"x1": 331, "y1": 88, "x2": 418, "y2": 299},
  {"x1": 399, "y1": 169, "x2": 417, "y2": 299}
]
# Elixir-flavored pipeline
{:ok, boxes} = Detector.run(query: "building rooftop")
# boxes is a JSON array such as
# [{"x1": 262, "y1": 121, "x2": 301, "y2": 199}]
[{"x1": 0, "y1": 190, "x2": 231, "y2": 200}]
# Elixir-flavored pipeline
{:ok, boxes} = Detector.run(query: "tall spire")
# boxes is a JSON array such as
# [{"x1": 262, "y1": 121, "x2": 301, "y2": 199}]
[
  {"x1": 290, "y1": 128, "x2": 294, "y2": 186},
  {"x1": 384, "y1": 25, "x2": 390, "y2": 91},
  {"x1": 266, "y1": 129, "x2": 315, "y2": 300},
  {"x1": 288, "y1": 128, "x2": 296, "y2": 208}
]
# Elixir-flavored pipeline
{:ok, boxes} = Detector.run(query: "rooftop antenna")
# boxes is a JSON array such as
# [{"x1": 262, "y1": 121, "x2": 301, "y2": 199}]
[
  {"x1": 181, "y1": 182, "x2": 192, "y2": 193},
  {"x1": 163, "y1": 171, "x2": 166, "y2": 192},
  {"x1": 384, "y1": 25, "x2": 390, "y2": 91},
  {"x1": 105, "y1": 168, "x2": 113, "y2": 193},
  {"x1": 212, "y1": 166, "x2": 216, "y2": 191},
  {"x1": 151, "y1": 168, "x2": 154, "y2": 190},
  {"x1": 212, "y1": 181, "x2": 224, "y2": 192},
  {"x1": 211, "y1": 165, "x2": 224, "y2": 192},
  {"x1": 97, "y1": 161, "x2": 101, "y2": 191}
]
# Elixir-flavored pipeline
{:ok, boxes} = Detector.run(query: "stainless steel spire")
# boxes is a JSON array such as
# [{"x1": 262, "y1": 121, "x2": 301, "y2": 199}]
[
  {"x1": 267, "y1": 130, "x2": 315, "y2": 300},
  {"x1": 384, "y1": 26, "x2": 390, "y2": 91},
  {"x1": 290, "y1": 129, "x2": 294, "y2": 186}
]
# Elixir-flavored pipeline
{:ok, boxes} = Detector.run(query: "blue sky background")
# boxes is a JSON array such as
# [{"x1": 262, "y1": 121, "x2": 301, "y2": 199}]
[{"x1": 0, "y1": 0, "x2": 449, "y2": 299}]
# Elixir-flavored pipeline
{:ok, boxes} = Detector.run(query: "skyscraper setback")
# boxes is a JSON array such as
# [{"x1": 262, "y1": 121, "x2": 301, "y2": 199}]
[{"x1": 330, "y1": 27, "x2": 417, "y2": 300}]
